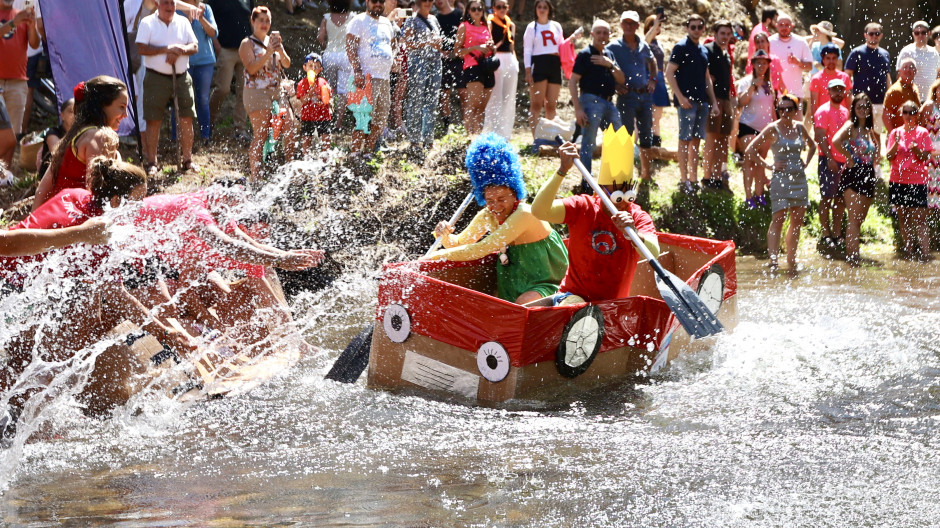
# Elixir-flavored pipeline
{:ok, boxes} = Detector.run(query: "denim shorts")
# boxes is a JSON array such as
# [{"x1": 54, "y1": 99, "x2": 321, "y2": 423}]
[{"x1": 677, "y1": 101, "x2": 708, "y2": 141}]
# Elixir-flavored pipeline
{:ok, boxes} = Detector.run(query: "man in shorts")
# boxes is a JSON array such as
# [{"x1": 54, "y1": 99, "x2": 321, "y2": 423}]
[
  {"x1": 607, "y1": 10, "x2": 656, "y2": 182},
  {"x1": 346, "y1": 0, "x2": 398, "y2": 156},
  {"x1": 813, "y1": 79, "x2": 850, "y2": 249},
  {"x1": 0, "y1": 0, "x2": 40, "y2": 137},
  {"x1": 845, "y1": 22, "x2": 891, "y2": 135},
  {"x1": 136, "y1": 0, "x2": 199, "y2": 172},
  {"x1": 703, "y1": 20, "x2": 734, "y2": 190},
  {"x1": 665, "y1": 14, "x2": 717, "y2": 193}
]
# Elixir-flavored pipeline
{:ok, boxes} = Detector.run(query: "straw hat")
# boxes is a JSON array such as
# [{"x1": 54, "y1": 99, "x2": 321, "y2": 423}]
[{"x1": 811, "y1": 21, "x2": 837, "y2": 38}]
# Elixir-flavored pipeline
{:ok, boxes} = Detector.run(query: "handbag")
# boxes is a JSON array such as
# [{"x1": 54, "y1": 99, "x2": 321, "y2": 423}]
[{"x1": 477, "y1": 55, "x2": 500, "y2": 74}]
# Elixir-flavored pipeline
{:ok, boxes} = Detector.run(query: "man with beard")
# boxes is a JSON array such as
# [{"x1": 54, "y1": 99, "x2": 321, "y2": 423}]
[{"x1": 813, "y1": 79, "x2": 850, "y2": 249}]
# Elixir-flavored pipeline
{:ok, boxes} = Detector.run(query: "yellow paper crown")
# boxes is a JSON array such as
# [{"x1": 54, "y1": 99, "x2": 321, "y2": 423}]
[{"x1": 598, "y1": 125, "x2": 635, "y2": 185}]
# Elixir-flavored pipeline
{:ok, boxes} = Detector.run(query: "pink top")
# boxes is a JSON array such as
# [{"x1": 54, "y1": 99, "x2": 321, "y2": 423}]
[
  {"x1": 888, "y1": 126, "x2": 933, "y2": 185},
  {"x1": 809, "y1": 69, "x2": 853, "y2": 113},
  {"x1": 461, "y1": 21, "x2": 492, "y2": 69}
]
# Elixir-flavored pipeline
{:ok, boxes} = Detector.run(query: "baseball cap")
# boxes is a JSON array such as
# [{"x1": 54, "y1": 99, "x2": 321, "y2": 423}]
[
  {"x1": 827, "y1": 78, "x2": 846, "y2": 89},
  {"x1": 620, "y1": 11, "x2": 640, "y2": 24}
]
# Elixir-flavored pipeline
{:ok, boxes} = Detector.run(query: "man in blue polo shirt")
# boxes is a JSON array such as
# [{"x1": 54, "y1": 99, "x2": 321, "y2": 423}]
[
  {"x1": 607, "y1": 10, "x2": 656, "y2": 183},
  {"x1": 845, "y1": 22, "x2": 892, "y2": 135},
  {"x1": 665, "y1": 14, "x2": 718, "y2": 194},
  {"x1": 570, "y1": 18, "x2": 625, "y2": 187}
]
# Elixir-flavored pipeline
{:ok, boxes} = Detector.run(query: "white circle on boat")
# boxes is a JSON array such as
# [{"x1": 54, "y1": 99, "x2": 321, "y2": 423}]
[
  {"x1": 696, "y1": 264, "x2": 725, "y2": 316},
  {"x1": 383, "y1": 303, "x2": 411, "y2": 343},
  {"x1": 556, "y1": 305, "x2": 605, "y2": 378},
  {"x1": 477, "y1": 341, "x2": 510, "y2": 383}
]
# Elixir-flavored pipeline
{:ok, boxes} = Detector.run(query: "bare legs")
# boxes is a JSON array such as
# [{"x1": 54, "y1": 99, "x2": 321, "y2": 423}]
[
  {"x1": 462, "y1": 82, "x2": 491, "y2": 135},
  {"x1": 767, "y1": 206, "x2": 806, "y2": 271},
  {"x1": 248, "y1": 110, "x2": 269, "y2": 182},
  {"x1": 527, "y1": 80, "x2": 560, "y2": 135},
  {"x1": 896, "y1": 206, "x2": 931, "y2": 259},
  {"x1": 843, "y1": 189, "x2": 872, "y2": 265},
  {"x1": 677, "y1": 138, "x2": 701, "y2": 184}
]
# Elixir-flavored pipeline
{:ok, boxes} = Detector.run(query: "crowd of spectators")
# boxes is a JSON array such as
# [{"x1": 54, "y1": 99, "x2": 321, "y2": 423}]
[{"x1": 5, "y1": 1, "x2": 940, "y2": 268}]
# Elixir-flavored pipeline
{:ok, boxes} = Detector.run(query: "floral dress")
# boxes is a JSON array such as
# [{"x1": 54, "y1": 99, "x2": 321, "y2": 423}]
[{"x1": 925, "y1": 104, "x2": 940, "y2": 208}]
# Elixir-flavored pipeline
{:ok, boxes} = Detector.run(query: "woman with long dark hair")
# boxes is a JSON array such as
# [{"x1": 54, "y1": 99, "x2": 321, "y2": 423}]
[
  {"x1": 31, "y1": 76, "x2": 128, "y2": 211},
  {"x1": 832, "y1": 93, "x2": 880, "y2": 265},
  {"x1": 523, "y1": 0, "x2": 563, "y2": 137},
  {"x1": 454, "y1": 0, "x2": 495, "y2": 134},
  {"x1": 736, "y1": 50, "x2": 777, "y2": 207}
]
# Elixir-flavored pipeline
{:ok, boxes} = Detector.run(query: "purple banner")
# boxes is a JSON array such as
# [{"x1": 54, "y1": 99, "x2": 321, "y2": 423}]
[{"x1": 40, "y1": 0, "x2": 138, "y2": 136}]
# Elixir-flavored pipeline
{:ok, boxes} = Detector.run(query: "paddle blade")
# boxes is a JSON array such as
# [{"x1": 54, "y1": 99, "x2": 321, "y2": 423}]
[
  {"x1": 325, "y1": 324, "x2": 374, "y2": 383},
  {"x1": 654, "y1": 268, "x2": 724, "y2": 339}
]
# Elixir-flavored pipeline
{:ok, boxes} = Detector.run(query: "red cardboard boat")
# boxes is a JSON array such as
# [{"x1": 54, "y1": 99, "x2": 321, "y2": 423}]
[{"x1": 367, "y1": 232, "x2": 737, "y2": 404}]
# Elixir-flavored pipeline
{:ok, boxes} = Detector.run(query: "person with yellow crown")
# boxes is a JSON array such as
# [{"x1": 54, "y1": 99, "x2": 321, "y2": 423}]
[
  {"x1": 532, "y1": 125, "x2": 659, "y2": 305},
  {"x1": 422, "y1": 133, "x2": 569, "y2": 304}
]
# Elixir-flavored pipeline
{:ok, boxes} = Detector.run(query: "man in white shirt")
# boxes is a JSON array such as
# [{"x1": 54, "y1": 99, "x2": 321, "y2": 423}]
[
  {"x1": 768, "y1": 13, "x2": 811, "y2": 99},
  {"x1": 896, "y1": 20, "x2": 940, "y2": 103},
  {"x1": 136, "y1": 0, "x2": 198, "y2": 172},
  {"x1": 346, "y1": 0, "x2": 398, "y2": 156}
]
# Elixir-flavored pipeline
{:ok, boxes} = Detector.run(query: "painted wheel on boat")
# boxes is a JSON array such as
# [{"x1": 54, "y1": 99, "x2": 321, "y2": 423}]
[
  {"x1": 556, "y1": 305, "x2": 605, "y2": 378},
  {"x1": 383, "y1": 303, "x2": 411, "y2": 343},
  {"x1": 696, "y1": 264, "x2": 725, "y2": 316},
  {"x1": 477, "y1": 341, "x2": 510, "y2": 383}
]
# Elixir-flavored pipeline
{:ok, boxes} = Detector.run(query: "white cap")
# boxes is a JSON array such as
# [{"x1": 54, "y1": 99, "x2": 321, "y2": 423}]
[{"x1": 620, "y1": 11, "x2": 640, "y2": 24}]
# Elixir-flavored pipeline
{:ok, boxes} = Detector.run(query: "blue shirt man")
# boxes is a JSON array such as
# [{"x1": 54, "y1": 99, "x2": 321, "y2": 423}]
[
  {"x1": 664, "y1": 14, "x2": 717, "y2": 192},
  {"x1": 845, "y1": 22, "x2": 891, "y2": 133},
  {"x1": 606, "y1": 10, "x2": 656, "y2": 179},
  {"x1": 569, "y1": 19, "x2": 625, "y2": 185}
]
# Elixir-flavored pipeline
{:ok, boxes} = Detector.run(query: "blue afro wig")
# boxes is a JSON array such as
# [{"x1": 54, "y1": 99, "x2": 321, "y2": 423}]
[{"x1": 465, "y1": 133, "x2": 526, "y2": 206}]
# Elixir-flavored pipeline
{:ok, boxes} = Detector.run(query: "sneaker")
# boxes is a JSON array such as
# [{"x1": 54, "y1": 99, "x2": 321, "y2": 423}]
[
  {"x1": 745, "y1": 197, "x2": 756, "y2": 209},
  {"x1": 755, "y1": 194, "x2": 768, "y2": 207},
  {"x1": 691, "y1": 181, "x2": 701, "y2": 193},
  {"x1": 679, "y1": 180, "x2": 695, "y2": 195}
]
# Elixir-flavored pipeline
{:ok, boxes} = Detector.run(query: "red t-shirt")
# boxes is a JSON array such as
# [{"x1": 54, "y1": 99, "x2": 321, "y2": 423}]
[
  {"x1": 0, "y1": 188, "x2": 100, "y2": 279},
  {"x1": 296, "y1": 76, "x2": 332, "y2": 122},
  {"x1": 813, "y1": 102, "x2": 850, "y2": 164},
  {"x1": 0, "y1": 9, "x2": 30, "y2": 80},
  {"x1": 888, "y1": 126, "x2": 933, "y2": 185},
  {"x1": 559, "y1": 195, "x2": 656, "y2": 302},
  {"x1": 135, "y1": 193, "x2": 264, "y2": 278},
  {"x1": 808, "y1": 69, "x2": 852, "y2": 112}
]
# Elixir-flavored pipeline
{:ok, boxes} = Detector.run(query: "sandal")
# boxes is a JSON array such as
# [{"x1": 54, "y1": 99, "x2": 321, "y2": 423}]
[
  {"x1": 145, "y1": 163, "x2": 159, "y2": 177},
  {"x1": 180, "y1": 160, "x2": 201, "y2": 173}
]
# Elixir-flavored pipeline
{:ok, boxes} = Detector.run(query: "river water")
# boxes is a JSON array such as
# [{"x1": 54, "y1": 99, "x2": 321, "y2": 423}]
[
  {"x1": 2, "y1": 160, "x2": 939, "y2": 526},
  {"x1": 2, "y1": 251, "x2": 938, "y2": 526}
]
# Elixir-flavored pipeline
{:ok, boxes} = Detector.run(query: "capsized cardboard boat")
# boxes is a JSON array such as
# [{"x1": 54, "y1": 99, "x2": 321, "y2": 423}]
[{"x1": 367, "y1": 232, "x2": 737, "y2": 405}]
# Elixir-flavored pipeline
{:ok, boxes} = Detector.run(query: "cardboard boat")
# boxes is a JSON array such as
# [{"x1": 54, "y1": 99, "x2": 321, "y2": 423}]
[{"x1": 367, "y1": 232, "x2": 737, "y2": 405}]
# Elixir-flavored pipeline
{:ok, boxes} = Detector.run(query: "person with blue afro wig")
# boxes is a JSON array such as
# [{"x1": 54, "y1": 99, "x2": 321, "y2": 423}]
[
  {"x1": 465, "y1": 133, "x2": 528, "y2": 205},
  {"x1": 422, "y1": 133, "x2": 569, "y2": 305}
]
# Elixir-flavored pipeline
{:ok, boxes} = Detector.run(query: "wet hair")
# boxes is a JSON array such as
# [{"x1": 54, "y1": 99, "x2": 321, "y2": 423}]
[
  {"x1": 328, "y1": 0, "x2": 350, "y2": 12},
  {"x1": 465, "y1": 133, "x2": 526, "y2": 205},
  {"x1": 533, "y1": 0, "x2": 553, "y2": 19},
  {"x1": 761, "y1": 8, "x2": 777, "y2": 24},
  {"x1": 850, "y1": 93, "x2": 874, "y2": 129},
  {"x1": 251, "y1": 5, "x2": 271, "y2": 22},
  {"x1": 86, "y1": 157, "x2": 147, "y2": 208},
  {"x1": 462, "y1": 0, "x2": 483, "y2": 23},
  {"x1": 47, "y1": 76, "x2": 127, "y2": 188}
]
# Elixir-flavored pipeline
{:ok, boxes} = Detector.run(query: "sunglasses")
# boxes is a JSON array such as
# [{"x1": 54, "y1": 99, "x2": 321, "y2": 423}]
[
  {"x1": 688, "y1": 24, "x2": 704, "y2": 30},
  {"x1": 903, "y1": 108, "x2": 919, "y2": 115},
  {"x1": 494, "y1": 4, "x2": 508, "y2": 9},
  {"x1": 857, "y1": 104, "x2": 872, "y2": 109},
  {"x1": 914, "y1": 30, "x2": 928, "y2": 35},
  {"x1": 777, "y1": 105, "x2": 797, "y2": 112},
  {"x1": 469, "y1": 6, "x2": 483, "y2": 12},
  {"x1": 867, "y1": 31, "x2": 882, "y2": 36}
]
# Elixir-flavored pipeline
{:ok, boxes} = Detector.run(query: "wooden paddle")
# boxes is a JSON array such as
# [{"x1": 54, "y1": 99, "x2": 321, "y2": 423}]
[
  {"x1": 325, "y1": 192, "x2": 477, "y2": 383},
  {"x1": 565, "y1": 143, "x2": 723, "y2": 339}
]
